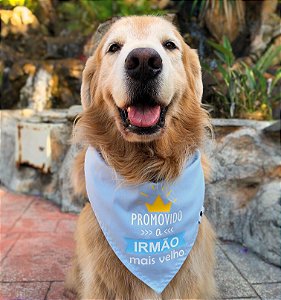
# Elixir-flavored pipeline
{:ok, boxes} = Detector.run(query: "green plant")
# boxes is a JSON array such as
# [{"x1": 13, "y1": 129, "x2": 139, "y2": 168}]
[
  {"x1": 205, "y1": 36, "x2": 281, "y2": 119},
  {"x1": 238, "y1": 48, "x2": 281, "y2": 118},
  {"x1": 58, "y1": 0, "x2": 165, "y2": 35},
  {"x1": 114, "y1": 0, "x2": 165, "y2": 16},
  {"x1": 204, "y1": 36, "x2": 237, "y2": 117},
  {"x1": 57, "y1": 0, "x2": 112, "y2": 34}
]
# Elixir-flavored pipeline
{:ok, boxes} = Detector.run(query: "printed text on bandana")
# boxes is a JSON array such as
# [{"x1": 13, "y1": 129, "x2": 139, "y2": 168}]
[{"x1": 125, "y1": 193, "x2": 186, "y2": 265}]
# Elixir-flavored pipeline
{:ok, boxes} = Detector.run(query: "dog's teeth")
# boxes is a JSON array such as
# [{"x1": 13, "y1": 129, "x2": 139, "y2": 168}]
[{"x1": 127, "y1": 107, "x2": 131, "y2": 112}]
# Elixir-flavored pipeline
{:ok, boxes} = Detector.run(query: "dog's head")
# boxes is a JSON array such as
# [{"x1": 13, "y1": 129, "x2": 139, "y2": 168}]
[{"x1": 81, "y1": 16, "x2": 203, "y2": 143}]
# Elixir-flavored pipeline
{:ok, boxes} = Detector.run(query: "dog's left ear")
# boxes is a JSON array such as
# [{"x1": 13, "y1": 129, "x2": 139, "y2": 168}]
[{"x1": 182, "y1": 44, "x2": 203, "y2": 102}]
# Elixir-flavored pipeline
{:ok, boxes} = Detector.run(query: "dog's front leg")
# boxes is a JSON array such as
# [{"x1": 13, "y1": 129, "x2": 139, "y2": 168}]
[{"x1": 81, "y1": 273, "x2": 116, "y2": 300}]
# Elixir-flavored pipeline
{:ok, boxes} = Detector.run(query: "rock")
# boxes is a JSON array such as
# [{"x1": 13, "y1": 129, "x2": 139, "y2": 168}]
[
  {"x1": 203, "y1": 1, "x2": 245, "y2": 43},
  {"x1": 20, "y1": 68, "x2": 54, "y2": 111},
  {"x1": 2, "y1": 58, "x2": 83, "y2": 110},
  {"x1": 231, "y1": 0, "x2": 280, "y2": 57},
  {"x1": 242, "y1": 181, "x2": 281, "y2": 266},
  {"x1": 205, "y1": 119, "x2": 281, "y2": 266},
  {"x1": 52, "y1": 58, "x2": 83, "y2": 107},
  {"x1": 250, "y1": 0, "x2": 280, "y2": 55},
  {"x1": 67, "y1": 105, "x2": 83, "y2": 120},
  {"x1": 0, "y1": 109, "x2": 78, "y2": 212},
  {"x1": 263, "y1": 120, "x2": 280, "y2": 140},
  {"x1": 0, "y1": 45, "x2": 27, "y2": 109},
  {"x1": 36, "y1": 109, "x2": 68, "y2": 123},
  {"x1": 36, "y1": 0, "x2": 57, "y2": 29},
  {"x1": 1, "y1": 4, "x2": 85, "y2": 110},
  {"x1": 0, "y1": 7, "x2": 39, "y2": 38},
  {"x1": 44, "y1": 35, "x2": 85, "y2": 59},
  {"x1": 58, "y1": 144, "x2": 86, "y2": 213},
  {"x1": 0, "y1": 110, "x2": 19, "y2": 187},
  {"x1": 178, "y1": 0, "x2": 279, "y2": 59}
]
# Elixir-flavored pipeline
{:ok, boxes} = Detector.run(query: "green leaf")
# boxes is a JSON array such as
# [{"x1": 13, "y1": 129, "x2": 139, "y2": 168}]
[
  {"x1": 242, "y1": 63, "x2": 256, "y2": 89},
  {"x1": 256, "y1": 45, "x2": 281, "y2": 72},
  {"x1": 191, "y1": 0, "x2": 199, "y2": 16},
  {"x1": 217, "y1": 64, "x2": 230, "y2": 84},
  {"x1": 208, "y1": 39, "x2": 234, "y2": 66},
  {"x1": 272, "y1": 68, "x2": 281, "y2": 87},
  {"x1": 254, "y1": 69, "x2": 267, "y2": 93}
]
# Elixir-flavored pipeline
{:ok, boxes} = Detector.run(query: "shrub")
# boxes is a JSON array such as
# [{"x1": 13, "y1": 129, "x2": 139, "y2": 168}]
[
  {"x1": 57, "y1": 0, "x2": 165, "y2": 35},
  {"x1": 205, "y1": 36, "x2": 281, "y2": 119}
]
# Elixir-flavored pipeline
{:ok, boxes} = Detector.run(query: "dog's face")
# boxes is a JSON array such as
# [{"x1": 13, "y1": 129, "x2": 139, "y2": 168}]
[{"x1": 82, "y1": 16, "x2": 203, "y2": 142}]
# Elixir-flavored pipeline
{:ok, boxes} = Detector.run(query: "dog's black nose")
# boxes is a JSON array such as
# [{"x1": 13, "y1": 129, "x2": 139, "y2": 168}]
[{"x1": 125, "y1": 48, "x2": 162, "y2": 81}]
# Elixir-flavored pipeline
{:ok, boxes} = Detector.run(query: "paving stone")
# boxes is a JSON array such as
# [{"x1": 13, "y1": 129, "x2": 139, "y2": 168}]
[
  {"x1": 0, "y1": 192, "x2": 35, "y2": 232},
  {"x1": 0, "y1": 188, "x2": 7, "y2": 198},
  {"x1": 0, "y1": 233, "x2": 20, "y2": 262},
  {"x1": 220, "y1": 241, "x2": 281, "y2": 284},
  {"x1": 0, "y1": 233, "x2": 75, "y2": 282},
  {"x1": 215, "y1": 246, "x2": 257, "y2": 299},
  {"x1": 253, "y1": 282, "x2": 281, "y2": 300},
  {"x1": 0, "y1": 282, "x2": 50, "y2": 300},
  {"x1": 46, "y1": 281, "x2": 69, "y2": 300},
  {"x1": 10, "y1": 216, "x2": 59, "y2": 233},
  {"x1": 0, "y1": 216, "x2": 14, "y2": 233},
  {"x1": 20, "y1": 197, "x2": 69, "y2": 219},
  {"x1": 55, "y1": 219, "x2": 77, "y2": 233},
  {"x1": 221, "y1": 298, "x2": 259, "y2": 300},
  {"x1": 8, "y1": 195, "x2": 76, "y2": 233},
  {"x1": 1, "y1": 190, "x2": 35, "y2": 215}
]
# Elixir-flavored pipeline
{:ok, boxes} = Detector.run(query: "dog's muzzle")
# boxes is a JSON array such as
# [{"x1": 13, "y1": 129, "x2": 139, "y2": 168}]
[{"x1": 118, "y1": 48, "x2": 167, "y2": 135}]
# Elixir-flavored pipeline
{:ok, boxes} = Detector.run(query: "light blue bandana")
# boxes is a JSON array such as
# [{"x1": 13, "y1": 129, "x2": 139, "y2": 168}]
[{"x1": 85, "y1": 146, "x2": 205, "y2": 294}]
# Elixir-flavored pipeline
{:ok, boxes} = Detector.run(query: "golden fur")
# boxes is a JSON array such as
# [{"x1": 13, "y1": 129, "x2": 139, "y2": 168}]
[{"x1": 66, "y1": 16, "x2": 217, "y2": 299}]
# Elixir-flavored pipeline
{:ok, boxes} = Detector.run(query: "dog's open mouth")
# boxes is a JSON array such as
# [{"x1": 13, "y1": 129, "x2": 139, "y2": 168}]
[{"x1": 118, "y1": 103, "x2": 167, "y2": 135}]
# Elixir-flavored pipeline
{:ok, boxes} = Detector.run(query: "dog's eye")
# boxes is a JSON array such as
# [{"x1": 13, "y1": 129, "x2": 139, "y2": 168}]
[
  {"x1": 108, "y1": 43, "x2": 121, "y2": 53},
  {"x1": 163, "y1": 41, "x2": 177, "y2": 50}
]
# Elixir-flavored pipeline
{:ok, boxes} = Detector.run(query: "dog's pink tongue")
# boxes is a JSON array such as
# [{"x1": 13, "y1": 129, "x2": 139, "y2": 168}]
[{"x1": 128, "y1": 105, "x2": 160, "y2": 127}]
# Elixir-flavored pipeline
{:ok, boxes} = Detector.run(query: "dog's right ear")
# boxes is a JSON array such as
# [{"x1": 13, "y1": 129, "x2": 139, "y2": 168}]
[
  {"x1": 81, "y1": 33, "x2": 108, "y2": 109},
  {"x1": 81, "y1": 20, "x2": 118, "y2": 110},
  {"x1": 81, "y1": 55, "x2": 98, "y2": 110}
]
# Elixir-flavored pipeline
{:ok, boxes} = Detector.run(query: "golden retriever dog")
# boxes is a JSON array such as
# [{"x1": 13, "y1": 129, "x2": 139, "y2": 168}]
[{"x1": 65, "y1": 16, "x2": 217, "y2": 299}]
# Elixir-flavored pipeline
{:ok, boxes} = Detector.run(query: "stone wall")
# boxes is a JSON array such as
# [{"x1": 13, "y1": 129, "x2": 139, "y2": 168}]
[
  {"x1": 205, "y1": 119, "x2": 280, "y2": 266},
  {"x1": 0, "y1": 107, "x2": 83, "y2": 212},
  {"x1": 0, "y1": 109, "x2": 280, "y2": 265}
]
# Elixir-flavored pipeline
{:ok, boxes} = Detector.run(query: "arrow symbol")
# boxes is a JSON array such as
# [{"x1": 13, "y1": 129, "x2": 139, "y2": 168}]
[
  {"x1": 141, "y1": 229, "x2": 153, "y2": 235},
  {"x1": 164, "y1": 227, "x2": 174, "y2": 234}
]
